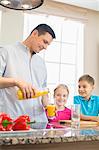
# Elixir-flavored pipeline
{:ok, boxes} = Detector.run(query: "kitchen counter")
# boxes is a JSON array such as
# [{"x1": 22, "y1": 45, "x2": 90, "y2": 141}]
[{"x1": 0, "y1": 122, "x2": 99, "y2": 150}]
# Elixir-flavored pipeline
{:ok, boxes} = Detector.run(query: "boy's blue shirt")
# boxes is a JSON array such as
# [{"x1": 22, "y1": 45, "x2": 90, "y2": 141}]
[{"x1": 74, "y1": 95, "x2": 99, "y2": 116}]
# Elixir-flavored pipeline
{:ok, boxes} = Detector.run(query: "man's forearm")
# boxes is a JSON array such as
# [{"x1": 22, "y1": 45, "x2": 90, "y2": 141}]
[
  {"x1": 0, "y1": 77, "x2": 16, "y2": 88},
  {"x1": 42, "y1": 95, "x2": 49, "y2": 107}
]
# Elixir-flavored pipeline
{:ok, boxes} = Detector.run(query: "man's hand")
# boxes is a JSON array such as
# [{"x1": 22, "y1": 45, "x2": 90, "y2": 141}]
[{"x1": 15, "y1": 79, "x2": 37, "y2": 99}]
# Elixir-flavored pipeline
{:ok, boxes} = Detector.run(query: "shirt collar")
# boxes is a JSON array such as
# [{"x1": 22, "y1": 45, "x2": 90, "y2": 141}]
[
  {"x1": 32, "y1": 51, "x2": 36, "y2": 55},
  {"x1": 17, "y1": 42, "x2": 36, "y2": 55},
  {"x1": 80, "y1": 95, "x2": 94, "y2": 101}
]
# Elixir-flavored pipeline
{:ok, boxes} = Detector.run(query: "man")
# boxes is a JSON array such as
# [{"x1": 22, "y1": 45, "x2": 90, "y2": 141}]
[{"x1": 0, "y1": 24, "x2": 56, "y2": 122}]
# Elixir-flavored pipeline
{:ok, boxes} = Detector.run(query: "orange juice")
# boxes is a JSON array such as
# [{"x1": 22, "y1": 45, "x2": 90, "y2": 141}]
[
  {"x1": 17, "y1": 89, "x2": 49, "y2": 100},
  {"x1": 46, "y1": 104, "x2": 56, "y2": 117}
]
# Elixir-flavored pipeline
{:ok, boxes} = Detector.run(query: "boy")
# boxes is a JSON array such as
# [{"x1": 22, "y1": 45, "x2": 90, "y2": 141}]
[{"x1": 74, "y1": 74, "x2": 99, "y2": 122}]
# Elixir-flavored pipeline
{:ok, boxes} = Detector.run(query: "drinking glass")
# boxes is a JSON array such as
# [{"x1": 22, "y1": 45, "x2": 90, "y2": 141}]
[
  {"x1": 71, "y1": 104, "x2": 80, "y2": 128},
  {"x1": 46, "y1": 104, "x2": 56, "y2": 118}
]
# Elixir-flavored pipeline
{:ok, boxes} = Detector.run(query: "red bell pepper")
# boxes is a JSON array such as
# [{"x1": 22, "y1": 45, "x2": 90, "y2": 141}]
[
  {"x1": 12, "y1": 115, "x2": 31, "y2": 131},
  {"x1": 0, "y1": 112, "x2": 13, "y2": 131}
]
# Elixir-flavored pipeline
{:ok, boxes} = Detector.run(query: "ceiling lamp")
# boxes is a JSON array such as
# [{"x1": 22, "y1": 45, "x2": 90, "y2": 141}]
[{"x1": 0, "y1": 0, "x2": 44, "y2": 10}]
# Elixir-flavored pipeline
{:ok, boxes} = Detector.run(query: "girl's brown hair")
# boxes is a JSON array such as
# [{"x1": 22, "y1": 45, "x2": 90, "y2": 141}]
[{"x1": 54, "y1": 84, "x2": 69, "y2": 97}]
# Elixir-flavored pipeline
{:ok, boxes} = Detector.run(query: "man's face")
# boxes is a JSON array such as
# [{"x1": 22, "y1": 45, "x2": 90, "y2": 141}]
[
  {"x1": 78, "y1": 80, "x2": 94, "y2": 100},
  {"x1": 31, "y1": 31, "x2": 53, "y2": 53}
]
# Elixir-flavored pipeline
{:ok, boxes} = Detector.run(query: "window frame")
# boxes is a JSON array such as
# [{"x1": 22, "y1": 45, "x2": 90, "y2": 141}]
[{"x1": 23, "y1": 13, "x2": 84, "y2": 105}]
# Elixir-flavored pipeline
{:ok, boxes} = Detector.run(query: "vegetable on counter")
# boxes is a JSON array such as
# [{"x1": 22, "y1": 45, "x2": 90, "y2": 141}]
[
  {"x1": 12, "y1": 115, "x2": 31, "y2": 131},
  {"x1": 0, "y1": 112, "x2": 13, "y2": 131},
  {"x1": 0, "y1": 113, "x2": 35, "y2": 131}
]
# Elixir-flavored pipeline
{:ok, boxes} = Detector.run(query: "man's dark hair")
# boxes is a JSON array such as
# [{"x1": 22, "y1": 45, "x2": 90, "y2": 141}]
[{"x1": 30, "y1": 24, "x2": 56, "y2": 39}]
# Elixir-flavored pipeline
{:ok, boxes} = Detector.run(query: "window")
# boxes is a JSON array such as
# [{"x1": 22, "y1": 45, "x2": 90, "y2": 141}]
[{"x1": 23, "y1": 13, "x2": 84, "y2": 106}]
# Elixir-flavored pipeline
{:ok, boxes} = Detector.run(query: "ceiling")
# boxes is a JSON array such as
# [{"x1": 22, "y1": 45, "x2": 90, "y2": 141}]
[{"x1": 52, "y1": 0, "x2": 99, "y2": 11}]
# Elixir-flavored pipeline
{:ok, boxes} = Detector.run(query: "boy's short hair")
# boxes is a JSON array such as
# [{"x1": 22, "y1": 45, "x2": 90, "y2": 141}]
[{"x1": 79, "y1": 74, "x2": 95, "y2": 85}]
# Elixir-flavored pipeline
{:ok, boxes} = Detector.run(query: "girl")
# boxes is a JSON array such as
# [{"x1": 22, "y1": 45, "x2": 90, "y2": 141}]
[{"x1": 47, "y1": 84, "x2": 71, "y2": 122}]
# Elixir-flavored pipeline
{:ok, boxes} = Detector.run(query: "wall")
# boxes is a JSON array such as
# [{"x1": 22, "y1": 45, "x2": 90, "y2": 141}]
[
  {"x1": 84, "y1": 11, "x2": 99, "y2": 94},
  {"x1": 0, "y1": 0, "x2": 99, "y2": 94},
  {"x1": 0, "y1": 8, "x2": 24, "y2": 45}
]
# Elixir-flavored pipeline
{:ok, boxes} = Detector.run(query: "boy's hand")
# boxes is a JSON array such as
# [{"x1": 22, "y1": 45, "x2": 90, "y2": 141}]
[{"x1": 94, "y1": 116, "x2": 99, "y2": 122}]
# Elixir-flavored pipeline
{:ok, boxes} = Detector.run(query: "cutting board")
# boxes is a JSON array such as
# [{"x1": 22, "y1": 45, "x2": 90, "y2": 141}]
[{"x1": 59, "y1": 120, "x2": 99, "y2": 127}]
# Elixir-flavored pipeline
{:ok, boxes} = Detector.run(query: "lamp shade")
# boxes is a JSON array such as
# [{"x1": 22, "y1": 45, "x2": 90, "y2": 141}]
[{"x1": 0, "y1": 0, "x2": 44, "y2": 10}]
